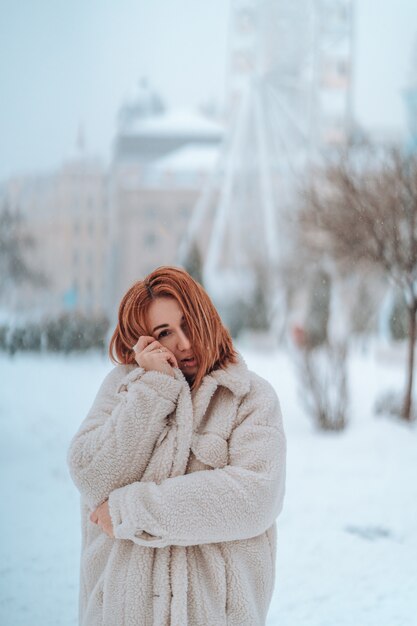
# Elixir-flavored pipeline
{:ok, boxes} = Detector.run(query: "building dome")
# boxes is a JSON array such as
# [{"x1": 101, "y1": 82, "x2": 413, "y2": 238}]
[{"x1": 117, "y1": 78, "x2": 165, "y2": 131}]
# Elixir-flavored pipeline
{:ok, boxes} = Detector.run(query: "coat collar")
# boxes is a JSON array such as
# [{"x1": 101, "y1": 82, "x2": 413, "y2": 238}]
[
  {"x1": 121, "y1": 350, "x2": 251, "y2": 434},
  {"x1": 125, "y1": 349, "x2": 251, "y2": 398},
  {"x1": 174, "y1": 349, "x2": 251, "y2": 432},
  {"x1": 206, "y1": 350, "x2": 251, "y2": 398},
  {"x1": 173, "y1": 348, "x2": 251, "y2": 402},
  {"x1": 172, "y1": 349, "x2": 251, "y2": 398}
]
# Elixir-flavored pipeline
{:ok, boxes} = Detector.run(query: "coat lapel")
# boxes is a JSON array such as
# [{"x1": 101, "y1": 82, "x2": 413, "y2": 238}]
[
  {"x1": 190, "y1": 350, "x2": 251, "y2": 432},
  {"x1": 159, "y1": 350, "x2": 252, "y2": 478}
]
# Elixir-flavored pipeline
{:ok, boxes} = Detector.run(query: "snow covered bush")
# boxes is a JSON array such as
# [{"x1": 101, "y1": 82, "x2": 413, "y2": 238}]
[
  {"x1": 0, "y1": 314, "x2": 109, "y2": 354},
  {"x1": 7, "y1": 323, "x2": 42, "y2": 354},
  {"x1": 0, "y1": 325, "x2": 7, "y2": 351},
  {"x1": 296, "y1": 340, "x2": 349, "y2": 431},
  {"x1": 44, "y1": 313, "x2": 109, "y2": 352},
  {"x1": 220, "y1": 284, "x2": 270, "y2": 338}
]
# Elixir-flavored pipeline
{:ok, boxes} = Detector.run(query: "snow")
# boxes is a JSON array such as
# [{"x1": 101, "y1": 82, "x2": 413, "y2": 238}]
[
  {"x1": 0, "y1": 341, "x2": 416, "y2": 626},
  {"x1": 126, "y1": 108, "x2": 224, "y2": 138}
]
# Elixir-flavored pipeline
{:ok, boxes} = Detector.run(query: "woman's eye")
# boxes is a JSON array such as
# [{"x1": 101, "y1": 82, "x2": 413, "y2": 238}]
[{"x1": 158, "y1": 330, "x2": 170, "y2": 339}]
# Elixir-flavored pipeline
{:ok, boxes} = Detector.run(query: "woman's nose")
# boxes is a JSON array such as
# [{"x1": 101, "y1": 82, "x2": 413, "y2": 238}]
[{"x1": 177, "y1": 330, "x2": 191, "y2": 350}]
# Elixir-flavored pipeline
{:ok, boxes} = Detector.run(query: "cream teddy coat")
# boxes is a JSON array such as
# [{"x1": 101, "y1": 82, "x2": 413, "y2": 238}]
[{"x1": 67, "y1": 350, "x2": 286, "y2": 626}]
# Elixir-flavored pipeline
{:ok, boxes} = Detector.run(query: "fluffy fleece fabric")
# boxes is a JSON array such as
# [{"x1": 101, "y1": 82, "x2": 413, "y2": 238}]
[{"x1": 67, "y1": 350, "x2": 286, "y2": 625}]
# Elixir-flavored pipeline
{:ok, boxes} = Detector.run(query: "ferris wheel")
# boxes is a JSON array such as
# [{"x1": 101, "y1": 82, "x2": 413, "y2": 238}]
[{"x1": 178, "y1": 0, "x2": 354, "y2": 325}]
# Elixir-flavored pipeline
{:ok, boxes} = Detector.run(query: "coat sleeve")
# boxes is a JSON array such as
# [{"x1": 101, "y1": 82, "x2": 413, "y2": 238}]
[
  {"x1": 107, "y1": 376, "x2": 287, "y2": 547},
  {"x1": 66, "y1": 365, "x2": 184, "y2": 510}
]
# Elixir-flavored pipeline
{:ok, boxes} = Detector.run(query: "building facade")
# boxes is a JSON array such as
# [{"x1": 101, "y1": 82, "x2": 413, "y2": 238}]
[
  {"x1": 2, "y1": 83, "x2": 223, "y2": 322},
  {"x1": 2, "y1": 157, "x2": 109, "y2": 320}
]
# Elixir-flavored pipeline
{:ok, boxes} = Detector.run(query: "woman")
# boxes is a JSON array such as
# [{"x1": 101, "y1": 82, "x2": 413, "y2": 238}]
[{"x1": 67, "y1": 265, "x2": 286, "y2": 626}]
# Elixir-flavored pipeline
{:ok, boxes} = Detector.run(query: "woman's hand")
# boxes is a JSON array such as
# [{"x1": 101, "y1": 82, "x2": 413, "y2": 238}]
[
  {"x1": 132, "y1": 336, "x2": 178, "y2": 377},
  {"x1": 89, "y1": 500, "x2": 115, "y2": 538}
]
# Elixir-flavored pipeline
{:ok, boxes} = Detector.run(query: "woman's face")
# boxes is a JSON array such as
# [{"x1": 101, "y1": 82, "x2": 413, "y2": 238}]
[{"x1": 147, "y1": 297, "x2": 199, "y2": 381}]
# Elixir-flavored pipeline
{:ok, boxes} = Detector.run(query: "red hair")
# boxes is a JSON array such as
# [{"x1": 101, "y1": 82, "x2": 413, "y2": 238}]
[{"x1": 109, "y1": 265, "x2": 238, "y2": 390}]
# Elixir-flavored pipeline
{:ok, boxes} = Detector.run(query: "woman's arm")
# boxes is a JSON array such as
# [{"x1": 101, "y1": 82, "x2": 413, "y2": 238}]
[
  {"x1": 107, "y1": 375, "x2": 287, "y2": 547},
  {"x1": 67, "y1": 365, "x2": 184, "y2": 509}
]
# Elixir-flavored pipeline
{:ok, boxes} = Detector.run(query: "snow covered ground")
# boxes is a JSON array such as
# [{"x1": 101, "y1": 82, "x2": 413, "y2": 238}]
[{"x1": 0, "y1": 341, "x2": 416, "y2": 626}]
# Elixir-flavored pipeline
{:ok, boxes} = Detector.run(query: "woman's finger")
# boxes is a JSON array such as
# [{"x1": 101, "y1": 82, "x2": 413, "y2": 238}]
[
  {"x1": 146, "y1": 345, "x2": 178, "y2": 368},
  {"x1": 141, "y1": 340, "x2": 163, "y2": 354},
  {"x1": 164, "y1": 352, "x2": 178, "y2": 368},
  {"x1": 132, "y1": 336, "x2": 154, "y2": 352},
  {"x1": 132, "y1": 337, "x2": 178, "y2": 369}
]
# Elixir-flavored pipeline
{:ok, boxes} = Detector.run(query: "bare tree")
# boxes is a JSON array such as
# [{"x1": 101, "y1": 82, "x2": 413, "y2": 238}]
[
  {"x1": 299, "y1": 143, "x2": 417, "y2": 421},
  {"x1": 0, "y1": 200, "x2": 47, "y2": 295},
  {"x1": 296, "y1": 340, "x2": 349, "y2": 431}
]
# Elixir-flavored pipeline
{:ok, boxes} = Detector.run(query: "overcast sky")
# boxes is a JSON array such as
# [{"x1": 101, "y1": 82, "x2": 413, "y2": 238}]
[{"x1": 0, "y1": 0, "x2": 416, "y2": 181}]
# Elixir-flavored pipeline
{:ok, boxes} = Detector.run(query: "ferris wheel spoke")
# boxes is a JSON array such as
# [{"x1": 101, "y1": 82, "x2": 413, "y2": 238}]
[{"x1": 266, "y1": 82, "x2": 312, "y2": 146}]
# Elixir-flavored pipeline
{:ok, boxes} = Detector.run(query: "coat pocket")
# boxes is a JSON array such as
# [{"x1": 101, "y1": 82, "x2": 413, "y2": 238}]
[{"x1": 190, "y1": 431, "x2": 229, "y2": 469}]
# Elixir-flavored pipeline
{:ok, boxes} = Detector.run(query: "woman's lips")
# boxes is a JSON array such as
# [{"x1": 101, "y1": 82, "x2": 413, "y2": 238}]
[{"x1": 181, "y1": 357, "x2": 197, "y2": 367}]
